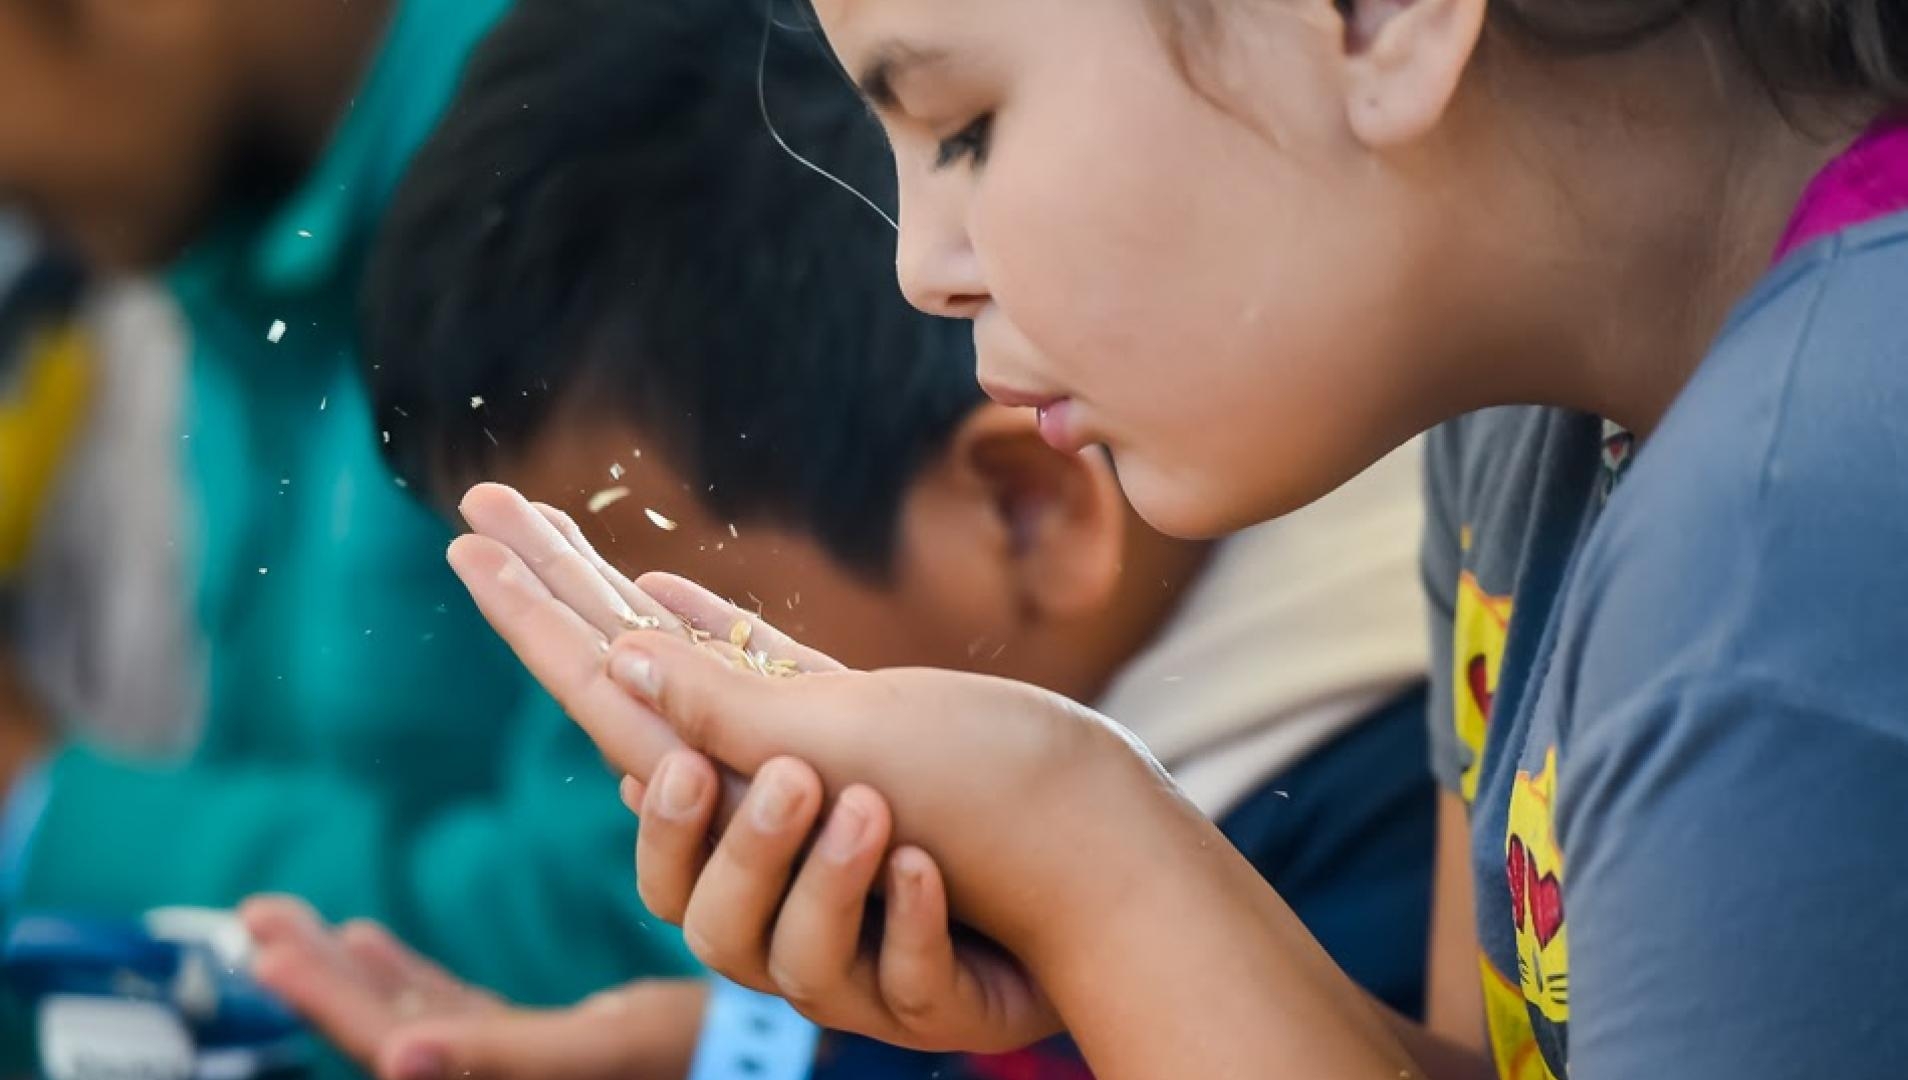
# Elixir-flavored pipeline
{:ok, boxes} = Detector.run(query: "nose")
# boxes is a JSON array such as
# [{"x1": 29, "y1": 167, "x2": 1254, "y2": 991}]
[{"x1": 895, "y1": 179, "x2": 987, "y2": 319}]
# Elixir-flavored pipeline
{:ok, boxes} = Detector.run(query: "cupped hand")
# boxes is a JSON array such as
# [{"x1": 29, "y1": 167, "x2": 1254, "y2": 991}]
[{"x1": 444, "y1": 484, "x2": 1215, "y2": 1052}]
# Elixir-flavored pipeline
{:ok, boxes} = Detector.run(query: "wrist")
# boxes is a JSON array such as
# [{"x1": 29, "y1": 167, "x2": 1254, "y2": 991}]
[
  {"x1": 997, "y1": 711, "x2": 1213, "y2": 966},
  {"x1": 595, "y1": 980, "x2": 711, "y2": 1078}
]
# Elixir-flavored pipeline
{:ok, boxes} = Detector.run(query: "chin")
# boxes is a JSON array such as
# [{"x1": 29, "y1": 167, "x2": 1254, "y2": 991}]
[
  {"x1": 1117, "y1": 461, "x2": 1250, "y2": 540},
  {"x1": 1117, "y1": 454, "x2": 1344, "y2": 540}
]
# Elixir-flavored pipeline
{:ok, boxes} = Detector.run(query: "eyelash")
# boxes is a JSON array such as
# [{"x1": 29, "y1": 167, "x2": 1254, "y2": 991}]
[{"x1": 934, "y1": 114, "x2": 993, "y2": 170}]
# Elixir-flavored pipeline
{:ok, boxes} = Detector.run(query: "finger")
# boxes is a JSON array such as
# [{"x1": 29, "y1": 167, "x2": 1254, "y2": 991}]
[
  {"x1": 605, "y1": 631, "x2": 857, "y2": 782},
  {"x1": 338, "y1": 921, "x2": 483, "y2": 1010},
  {"x1": 879, "y1": 848, "x2": 1057, "y2": 1053},
  {"x1": 377, "y1": 982, "x2": 708, "y2": 1080},
  {"x1": 619, "y1": 775, "x2": 645, "y2": 815},
  {"x1": 637, "y1": 572, "x2": 845, "y2": 673},
  {"x1": 679, "y1": 757, "x2": 826, "y2": 992},
  {"x1": 449, "y1": 533, "x2": 684, "y2": 784},
  {"x1": 877, "y1": 847, "x2": 966, "y2": 1034},
  {"x1": 252, "y1": 935, "x2": 400, "y2": 1065},
  {"x1": 532, "y1": 502, "x2": 682, "y2": 632},
  {"x1": 634, "y1": 751, "x2": 722, "y2": 923},
  {"x1": 765, "y1": 785, "x2": 892, "y2": 1024},
  {"x1": 334, "y1": 921, "x2": 415, "y2": 999},
  {"x1": 459, "y1": 484, "x2": 653, "y2": 641},
  {"x1": 239, "y1": 895, "x2": 329, "y2": 951}
]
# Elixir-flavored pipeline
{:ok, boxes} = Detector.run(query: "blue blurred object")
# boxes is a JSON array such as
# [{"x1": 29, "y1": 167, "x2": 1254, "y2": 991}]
[
  {"x1": 3, "y1": 910, "x2": 309, "y2": 1080},
  {"x1": 4, "y1": 915, "x2": 179, "y2": 1000}
]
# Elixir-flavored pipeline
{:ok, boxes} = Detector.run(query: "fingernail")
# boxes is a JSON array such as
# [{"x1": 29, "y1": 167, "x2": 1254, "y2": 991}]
[
  {"x1": 817, "y1": 796, "x2": 869, "y2": 864},
  {"x1": 609, "y1": 649, "x2": 660, "y2": 698},
  {"x1": 752, "y1": 768, "x2": 803, "y2": 832},
  {"x1": 388, "y1": 1044, "x2": 447, "y2": 1080},
  {"x1": 893, "y1": 851, "x2": 926, "y2": 897},
  {"x1": 619, "y1": 775, "x2": 644, "y2": 814},
  {"x1": 658, "y1": 758, "x2": 704, "y2": 820}
]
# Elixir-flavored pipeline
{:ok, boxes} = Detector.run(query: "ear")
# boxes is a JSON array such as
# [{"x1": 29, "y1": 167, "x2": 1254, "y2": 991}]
[
  {"x1": 939, "y1": 404, "x2": 1128, "y2": 624},
  {"x1": 1340, "y1": 0, "x2": 1486, "y2": 148}
]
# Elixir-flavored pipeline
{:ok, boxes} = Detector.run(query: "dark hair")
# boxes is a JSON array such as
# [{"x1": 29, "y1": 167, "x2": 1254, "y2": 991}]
[
  {"x1": 364, "y1": 0, "x2": 984, "y2": 575},
  {"x1": 1157, "y1": 1, "x2": 1908, "y2": 109},
  {"x1": 1495, "y1": 1, "x2": 1908, "y2": 106}
]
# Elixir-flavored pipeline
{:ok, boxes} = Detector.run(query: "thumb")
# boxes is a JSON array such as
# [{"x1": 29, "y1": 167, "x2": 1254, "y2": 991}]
[
  {"x1": 378, "y1": 986, "x2": 704, "y2": 1080},
  {"x1": 635, "y1": 571, "x2": 845, "y2": 674},
  {"x1": 605, "y1": 631, "x2": 805, "y2": 775}
]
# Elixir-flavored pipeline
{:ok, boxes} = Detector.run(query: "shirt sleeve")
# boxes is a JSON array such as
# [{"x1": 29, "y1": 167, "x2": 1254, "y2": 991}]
[
  {"x1": 1419, "y1": 422, "x2": 1467, "y2": 794},
  {"x1": 1554, "y1": 676, "x2": 1908, "y2": 1079}
]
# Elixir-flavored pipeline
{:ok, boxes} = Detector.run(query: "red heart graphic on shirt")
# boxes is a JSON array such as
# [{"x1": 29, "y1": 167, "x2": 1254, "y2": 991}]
[
  {"x1": 1506, "y1": 836, "x2": 1529, "y2": 932},
  {"x1": 1467, "y1": 654, "x2": 1496, "y2": 721},
  {"x1": 1507, "y1": 836, "x2": 1565, "y2": 947},
  {"x1": 1524, "y1": 857, "x2": 1565, "y2": 948}
]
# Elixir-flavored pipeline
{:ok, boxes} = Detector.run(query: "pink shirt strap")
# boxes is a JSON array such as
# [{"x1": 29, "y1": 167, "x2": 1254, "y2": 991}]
[{"x1": 1774, "y1": 116, "x2": 1908, "y2": 265}]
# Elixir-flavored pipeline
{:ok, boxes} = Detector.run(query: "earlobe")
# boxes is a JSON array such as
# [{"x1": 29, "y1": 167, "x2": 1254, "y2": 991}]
[{"x1": 1341, "y1": 0, "x2": 1487, "y2": 147}]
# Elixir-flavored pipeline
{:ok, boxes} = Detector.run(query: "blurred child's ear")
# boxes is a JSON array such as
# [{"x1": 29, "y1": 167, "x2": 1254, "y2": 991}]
[
  {"x1": 935, "y1": 404, "x2": 1128, "y2": 624},
  {"x1": 1339, "y1": 0, "x2": 1486, "y2": 148}
]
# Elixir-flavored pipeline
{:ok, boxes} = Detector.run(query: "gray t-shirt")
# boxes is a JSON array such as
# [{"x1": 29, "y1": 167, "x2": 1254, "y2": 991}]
[{"x1": 1424, "y1": 212, "x2": 1908, "y2": 1079}]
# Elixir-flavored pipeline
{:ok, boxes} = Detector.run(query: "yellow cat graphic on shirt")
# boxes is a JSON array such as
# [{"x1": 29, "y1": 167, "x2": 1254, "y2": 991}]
[
  {"x1": 1452, "y1": 571, "x2": 1512, "y2": 803},
  {"x1": 1506, "y1": 750, "x2": 1569, "y2": 1026},
  {"x1": 1481, "y1": 748, "x2": 1571, "y2": 1080}
]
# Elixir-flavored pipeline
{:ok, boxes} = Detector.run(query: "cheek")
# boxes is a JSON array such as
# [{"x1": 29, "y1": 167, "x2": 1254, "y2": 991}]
[
  {"x1": 975, "y1": 103, "x2": 1300, "y2": 431},
  {"x1": 972, "y1": 92, "x2": 1430, "y2": 532}
]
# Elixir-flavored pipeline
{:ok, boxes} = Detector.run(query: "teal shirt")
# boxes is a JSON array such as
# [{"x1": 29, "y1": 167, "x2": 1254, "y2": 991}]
[{"x1": 15, "y1": 0, "x2": 695, "y2": 1014}]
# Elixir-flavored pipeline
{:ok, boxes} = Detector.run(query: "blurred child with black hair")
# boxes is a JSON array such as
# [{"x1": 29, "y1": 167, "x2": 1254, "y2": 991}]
[
  {"x1": 244, "y1": 2, "x2": 1436, "y2": 1077},
  {"x1": 0, "y1": 5, "x2": 698, "y2": 1063}
]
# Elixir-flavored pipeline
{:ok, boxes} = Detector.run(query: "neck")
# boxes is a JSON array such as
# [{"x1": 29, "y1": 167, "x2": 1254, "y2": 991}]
[
  {"x1": 1453, "y1": 27, "x2": 1869, "y2": 438},
  {"x1": 1566, "y1": 122, "x2": 1844, "y2": 436},
  {"x1": 233, "y1": 0, "x2": 397, "y2": 170}
]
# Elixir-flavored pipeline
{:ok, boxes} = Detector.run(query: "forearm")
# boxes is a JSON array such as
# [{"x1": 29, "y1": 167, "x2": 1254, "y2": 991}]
[{"x1": 1032, "y1": 806, "x2": 1424, "y2": 1080}]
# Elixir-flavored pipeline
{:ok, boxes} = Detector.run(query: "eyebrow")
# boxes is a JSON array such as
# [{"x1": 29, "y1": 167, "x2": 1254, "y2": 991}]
[{"x1": 855, "y1": 42, "x2": 949, "y2": 109}]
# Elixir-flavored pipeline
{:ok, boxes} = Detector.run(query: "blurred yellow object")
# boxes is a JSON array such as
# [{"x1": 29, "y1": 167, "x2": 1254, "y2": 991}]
[{"x1": 0, "y1": 325, "x2": 92, "y2": 576}]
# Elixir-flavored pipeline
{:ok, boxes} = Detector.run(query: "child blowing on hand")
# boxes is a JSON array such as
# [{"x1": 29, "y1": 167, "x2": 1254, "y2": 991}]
[
  {"x1": 445, "y1": 1, "x2": 1908, "y2": 1079},
  {"x1": 247, "y1": 2, "x2": 1436, "y2": 1077}
]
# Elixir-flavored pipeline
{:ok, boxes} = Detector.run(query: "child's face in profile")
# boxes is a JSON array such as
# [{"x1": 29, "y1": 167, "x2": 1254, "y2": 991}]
[{"x1": 811, "y1": 0, "x2": 1478, "y2": 539}]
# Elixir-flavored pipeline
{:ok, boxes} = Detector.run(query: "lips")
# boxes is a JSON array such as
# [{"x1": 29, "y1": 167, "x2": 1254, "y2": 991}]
[
  {"x1": 1034, "y1": 399, "x2": 1087, "y2": 453},
  {"x1": 977, "y1": 379, "x2": 1061, "y2": 411},
  {"x1": 973, "y1": 318, "x2": 1092, "y2": 452}
]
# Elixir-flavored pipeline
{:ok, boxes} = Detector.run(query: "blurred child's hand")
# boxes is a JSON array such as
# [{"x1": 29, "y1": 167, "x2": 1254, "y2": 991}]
[
  {"x1": 447, "y1": 483, "x2": 1231, "y2": 1051},
  {"x1": 243, "y1": 896, "x2": 703, "y2": 1080}
]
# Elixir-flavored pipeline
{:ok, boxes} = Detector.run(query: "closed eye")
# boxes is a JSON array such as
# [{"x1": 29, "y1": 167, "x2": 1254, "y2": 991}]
[{"x1": 934, "y1": 114, "x2": 993, "y2": 170}]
